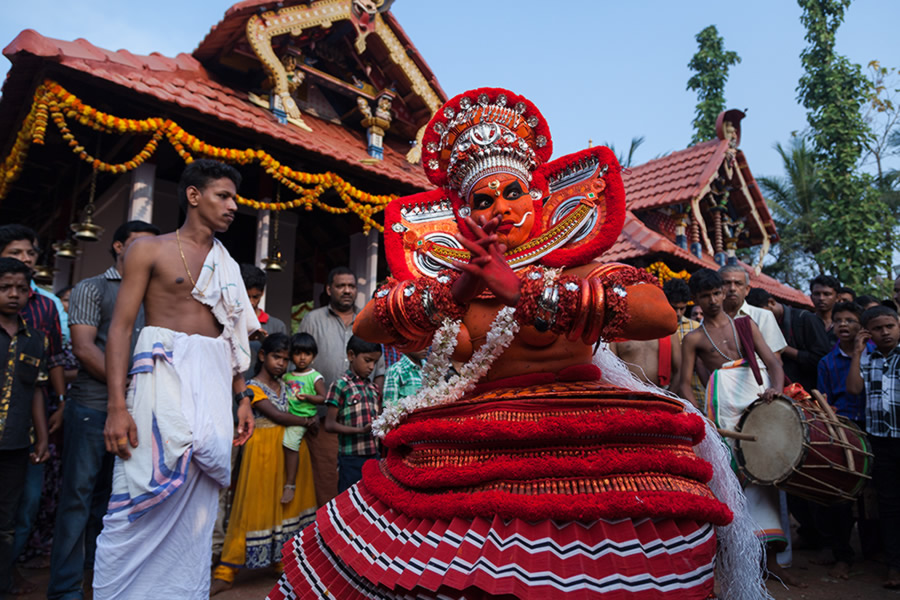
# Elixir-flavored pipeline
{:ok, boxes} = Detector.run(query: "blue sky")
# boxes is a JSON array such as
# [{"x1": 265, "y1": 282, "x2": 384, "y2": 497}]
[{"x1": 1, "y1": 1, "x2": 898, "y2": 181}]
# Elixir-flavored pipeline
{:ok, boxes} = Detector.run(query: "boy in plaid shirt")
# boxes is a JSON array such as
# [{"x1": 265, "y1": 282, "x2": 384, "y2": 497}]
[
  {"x1": 848, "y1": 305, "x2": 900, "y2": 589},
  {"x1": 324, "y1": 336, "x2": 382, "y2": 493}
]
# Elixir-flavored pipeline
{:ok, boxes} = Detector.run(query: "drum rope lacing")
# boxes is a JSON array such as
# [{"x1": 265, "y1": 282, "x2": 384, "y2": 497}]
[{"x1": 701, "y1": 315, "x2": 743, "y2": 362}]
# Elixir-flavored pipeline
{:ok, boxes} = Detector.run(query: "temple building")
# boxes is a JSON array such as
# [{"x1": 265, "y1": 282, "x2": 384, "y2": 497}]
[
  {"x1": 614, "y1": 110, "x2": 812, "y2": 307},
  {"x1": 0, "y1": 0, "x2": 809, "y2": 327},
  {"x1": 0, "y1": 0, "x2": 444, "y2": 324}
]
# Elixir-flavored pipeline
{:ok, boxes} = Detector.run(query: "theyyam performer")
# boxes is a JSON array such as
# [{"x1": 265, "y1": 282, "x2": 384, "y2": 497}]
[
  {"x1": 95, "y1": 160, "x2": 259, "y2": 599},
  {"x1": 268, "y1": 88, "x2": 770, "y2": 599}
]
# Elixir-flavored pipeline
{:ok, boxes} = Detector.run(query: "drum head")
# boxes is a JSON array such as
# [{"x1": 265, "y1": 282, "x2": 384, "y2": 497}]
[{"x1": 736, "y1": 398, "x2": 806, "y2": 484}]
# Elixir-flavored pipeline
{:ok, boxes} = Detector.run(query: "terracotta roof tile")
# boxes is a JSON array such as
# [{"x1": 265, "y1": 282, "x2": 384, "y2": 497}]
[
  {"x1": 622, "y1": 139, "x2": 725, "y2": 211},
  {"x1": 2, "y1": 29, "x2": 430, "y2": 189},
  {"x1": 606, "y1": 212, "x2": 811, "y2": 307}
]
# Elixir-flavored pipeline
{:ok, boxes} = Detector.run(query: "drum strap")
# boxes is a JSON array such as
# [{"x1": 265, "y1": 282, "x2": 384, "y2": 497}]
[
  {"x1": 734, "y1": 316, "x2": 764, "y2": 386},
  {"x1": 658, "y1": 335, "x2": 672, "y2": 387}
]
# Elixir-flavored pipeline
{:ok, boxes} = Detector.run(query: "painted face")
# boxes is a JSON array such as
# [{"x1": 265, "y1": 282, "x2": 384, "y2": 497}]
[{"x1": 468, "y1": 173, "x2": 534, "y2": 249}]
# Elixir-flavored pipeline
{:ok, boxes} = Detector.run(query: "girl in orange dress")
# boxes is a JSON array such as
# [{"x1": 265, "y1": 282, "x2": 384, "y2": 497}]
[{"x1": 210, "y1": 334, "x2": 317, "y2": 595}]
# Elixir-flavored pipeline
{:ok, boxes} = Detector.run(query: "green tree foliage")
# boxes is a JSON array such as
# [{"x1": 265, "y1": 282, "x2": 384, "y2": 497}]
[
  {"x1": 796, "y1": 0, "x2": 896, "y2": 293},
  {"x1": 757, "y1": 137, "x2": 825, "y2": 287},
  {"x1": 686, "y1": 26, "x2": 741, "y2": 145}
]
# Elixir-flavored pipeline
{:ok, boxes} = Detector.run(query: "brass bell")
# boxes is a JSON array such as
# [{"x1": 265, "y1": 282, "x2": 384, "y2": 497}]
[
  {"x1": 263, "y1": 203, "x2": 284, "y2": 272},
  {"x1": 263, "y1": 250, "x2": 284, "y2": 272},
  {"x1": 53, "y1": 239, "x2": 80, "y2": 259},
  {"x1": 72, "y1": 168, "x2": 105, "y2": 242},
  {"x1": 71, "y1": 211, "x2": 104, "y2": 242},
  {"x1": 32, "y1": 264, "x2": 55, "y2": 284}
]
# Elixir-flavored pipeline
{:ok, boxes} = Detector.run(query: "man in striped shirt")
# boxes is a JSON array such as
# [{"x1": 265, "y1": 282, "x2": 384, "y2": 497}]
[{"x1": 47, "y1": 220, "x2": 159, "y2": 600}]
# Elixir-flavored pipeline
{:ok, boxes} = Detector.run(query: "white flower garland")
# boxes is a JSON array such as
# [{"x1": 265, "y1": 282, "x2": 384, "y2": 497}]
[{"x1": 372, "y1": 306, "x2": 520, "y2": 437}]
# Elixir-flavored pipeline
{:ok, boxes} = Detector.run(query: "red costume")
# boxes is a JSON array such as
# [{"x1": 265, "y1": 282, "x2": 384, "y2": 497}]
[{"x1": 268, "y1": 88, "x2": 762, "y2": 599}]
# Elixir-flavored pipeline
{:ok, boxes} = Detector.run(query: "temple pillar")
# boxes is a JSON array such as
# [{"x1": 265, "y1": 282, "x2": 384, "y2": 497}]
[
  {"x1": 255, "y1": 208, "x2": 272, "y2": 311},
  {"x1": 350, "y1": 229, "x2": 379, "y2": 309},
  {"x1": 128, "y1": 163, "x2": 155, "y2": 222}
]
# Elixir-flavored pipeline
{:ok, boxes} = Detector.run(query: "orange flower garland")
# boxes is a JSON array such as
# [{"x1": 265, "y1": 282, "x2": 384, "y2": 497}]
[
  {"x1": 646, "y1": 261, "x2": 691, "y2": 285},
  {"x1": 0, "y1": 80, "x2": 398, "y2": 232}
]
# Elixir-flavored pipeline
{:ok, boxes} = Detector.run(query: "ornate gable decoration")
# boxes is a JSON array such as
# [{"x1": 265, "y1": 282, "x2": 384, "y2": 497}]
[{"x1": 245, "y1": 0, "x2": 442, "y2": 162}]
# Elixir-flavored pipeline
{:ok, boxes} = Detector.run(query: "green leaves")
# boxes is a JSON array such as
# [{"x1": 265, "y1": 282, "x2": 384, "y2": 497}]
[
  {"x1": 792, "y1": 0, "x2": 897, "y2": 294},
  {"x1": 687, "y1": 25, "x2": 741, "y2": 145}
]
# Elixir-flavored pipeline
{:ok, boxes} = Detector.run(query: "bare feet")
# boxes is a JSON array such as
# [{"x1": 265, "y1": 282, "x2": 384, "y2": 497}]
[
  {"x1": 809, "y1": 549, "x2": 836, "y2": 566},
  {"x1": 281, "y1": 484, "x2": 295, "y2": 504},
  {"x1": 21, "y1": 554, "x2": 51, "y2": 569},
  {"x1": 828, "y1": 560, "x2": 851, "y2": 580},
  {"x1": 885, "y1": 567, "x2": 900, "y2": 590},
  {"x1": 209, "y1": 578, "x2": 232, "y2": 596},
  {"x1": 9, "y1": 568, "x2": 36, "y2": 595},
  {"x1": 766, "y1": 555, "x2": 807, "y2": 588}
]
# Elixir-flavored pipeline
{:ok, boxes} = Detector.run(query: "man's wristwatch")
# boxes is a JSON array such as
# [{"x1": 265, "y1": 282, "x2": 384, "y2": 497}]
[{"x1": 234, "y1": 389, "x2": 254, "y2": 404}]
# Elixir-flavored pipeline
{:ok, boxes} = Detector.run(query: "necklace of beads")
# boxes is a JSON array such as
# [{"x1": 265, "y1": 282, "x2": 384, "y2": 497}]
[{"x1": 701, "y1": 315, "x2": 743, "y2": 362}]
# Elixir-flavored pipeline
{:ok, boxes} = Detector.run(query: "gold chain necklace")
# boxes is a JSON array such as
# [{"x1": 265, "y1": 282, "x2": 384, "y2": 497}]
[{"x1": 176, "y1": 228, "x2": 213, "y2": 297}]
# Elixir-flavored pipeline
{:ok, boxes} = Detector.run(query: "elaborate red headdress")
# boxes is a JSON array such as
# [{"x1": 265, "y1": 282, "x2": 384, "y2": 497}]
[{"x1": 384, "y1": 87, "x2": 626, "y2": 280}]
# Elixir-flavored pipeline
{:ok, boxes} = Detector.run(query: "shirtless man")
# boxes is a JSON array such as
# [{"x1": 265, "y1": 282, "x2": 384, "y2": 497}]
[
  {"x1": 94, "y1": 160, "x2": 258, "y2": 599},
  {"x1": 608, "y1": 334, "x2": 680, "y2": 389},
  {"x1": 677, "y1": 268, "x2": 799, "y2": 587}
]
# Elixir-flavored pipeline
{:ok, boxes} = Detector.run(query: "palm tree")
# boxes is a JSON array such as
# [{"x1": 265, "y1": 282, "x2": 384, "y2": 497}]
[
  {"x1": 604, "y1": 136, "x2": 646, "y2": 168},
  {"x1": 756, "y1": 137, "x2": 826, "y2": 286}
]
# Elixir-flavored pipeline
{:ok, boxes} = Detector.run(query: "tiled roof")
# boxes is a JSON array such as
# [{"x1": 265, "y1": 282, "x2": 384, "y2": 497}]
[
  {"x1": 2, "y1": 29, "x2": 430, "y2": 189},
  {"x1": 606, "y1": 211, "x2": 811, "y2": 308},
  {"x1": 622, "y1": 139, "x2": 725, "y2": 211}
]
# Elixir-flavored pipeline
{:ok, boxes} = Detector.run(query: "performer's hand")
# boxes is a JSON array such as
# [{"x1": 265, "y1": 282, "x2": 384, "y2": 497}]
[
  {"x1": 234, "y1": 400, "x2": 254, "y2": 446},
  {"x1": 759, "y1": 387, "x2": 779, "y2": 403},
  {"x1": 48, "y1": 405, "x2": 64, "y2": 435},
  {"x1": 452, "y1": 216, "x2": 521, "y2": 306},
  {"x1": 105, "y1": 405, "x2": 138, "y2": 459}
]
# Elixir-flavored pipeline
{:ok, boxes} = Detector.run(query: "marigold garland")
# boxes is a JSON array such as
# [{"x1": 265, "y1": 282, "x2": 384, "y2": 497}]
[
  {"x1": 646, "y1": 261, "x2": 691, "y2": 285},
  {"x1": 0, "y1": 80, "x2": 399, "y2": 232}
]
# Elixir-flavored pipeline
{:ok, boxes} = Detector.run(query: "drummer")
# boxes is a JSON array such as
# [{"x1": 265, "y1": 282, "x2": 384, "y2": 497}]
[{"x1": 677, "y1": 269, "x2": 794, "y2": 583}]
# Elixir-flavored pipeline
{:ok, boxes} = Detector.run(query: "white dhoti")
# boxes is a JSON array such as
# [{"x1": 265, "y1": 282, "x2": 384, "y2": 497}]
[
  {"x1": 706, "y1": 359, "x2": 787, "y2": 548},
  {"x1": 94, "y1": 326, "x2": 234, "y2": 599}
]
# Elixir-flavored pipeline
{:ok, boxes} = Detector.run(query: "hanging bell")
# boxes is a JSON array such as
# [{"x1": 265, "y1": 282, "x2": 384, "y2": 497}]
[
  {"x1": 263, "y1": 249, "x2": 284, "y2": 272},
  {"x1": 72, "y1": 168, "x2": 105, "y2": 241},
  {"x1": 32, "y1": 264, "x2": 55, "y2": 284},
  {"x1": 71, "y1": 208, "x2": 104, "y2": 242},
  {"x1": 53, "y1": 239, "x2": 80, "y2": 259},
  {"x1": 263, "y1": 205, "x2": 284, "y2": 271}
]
